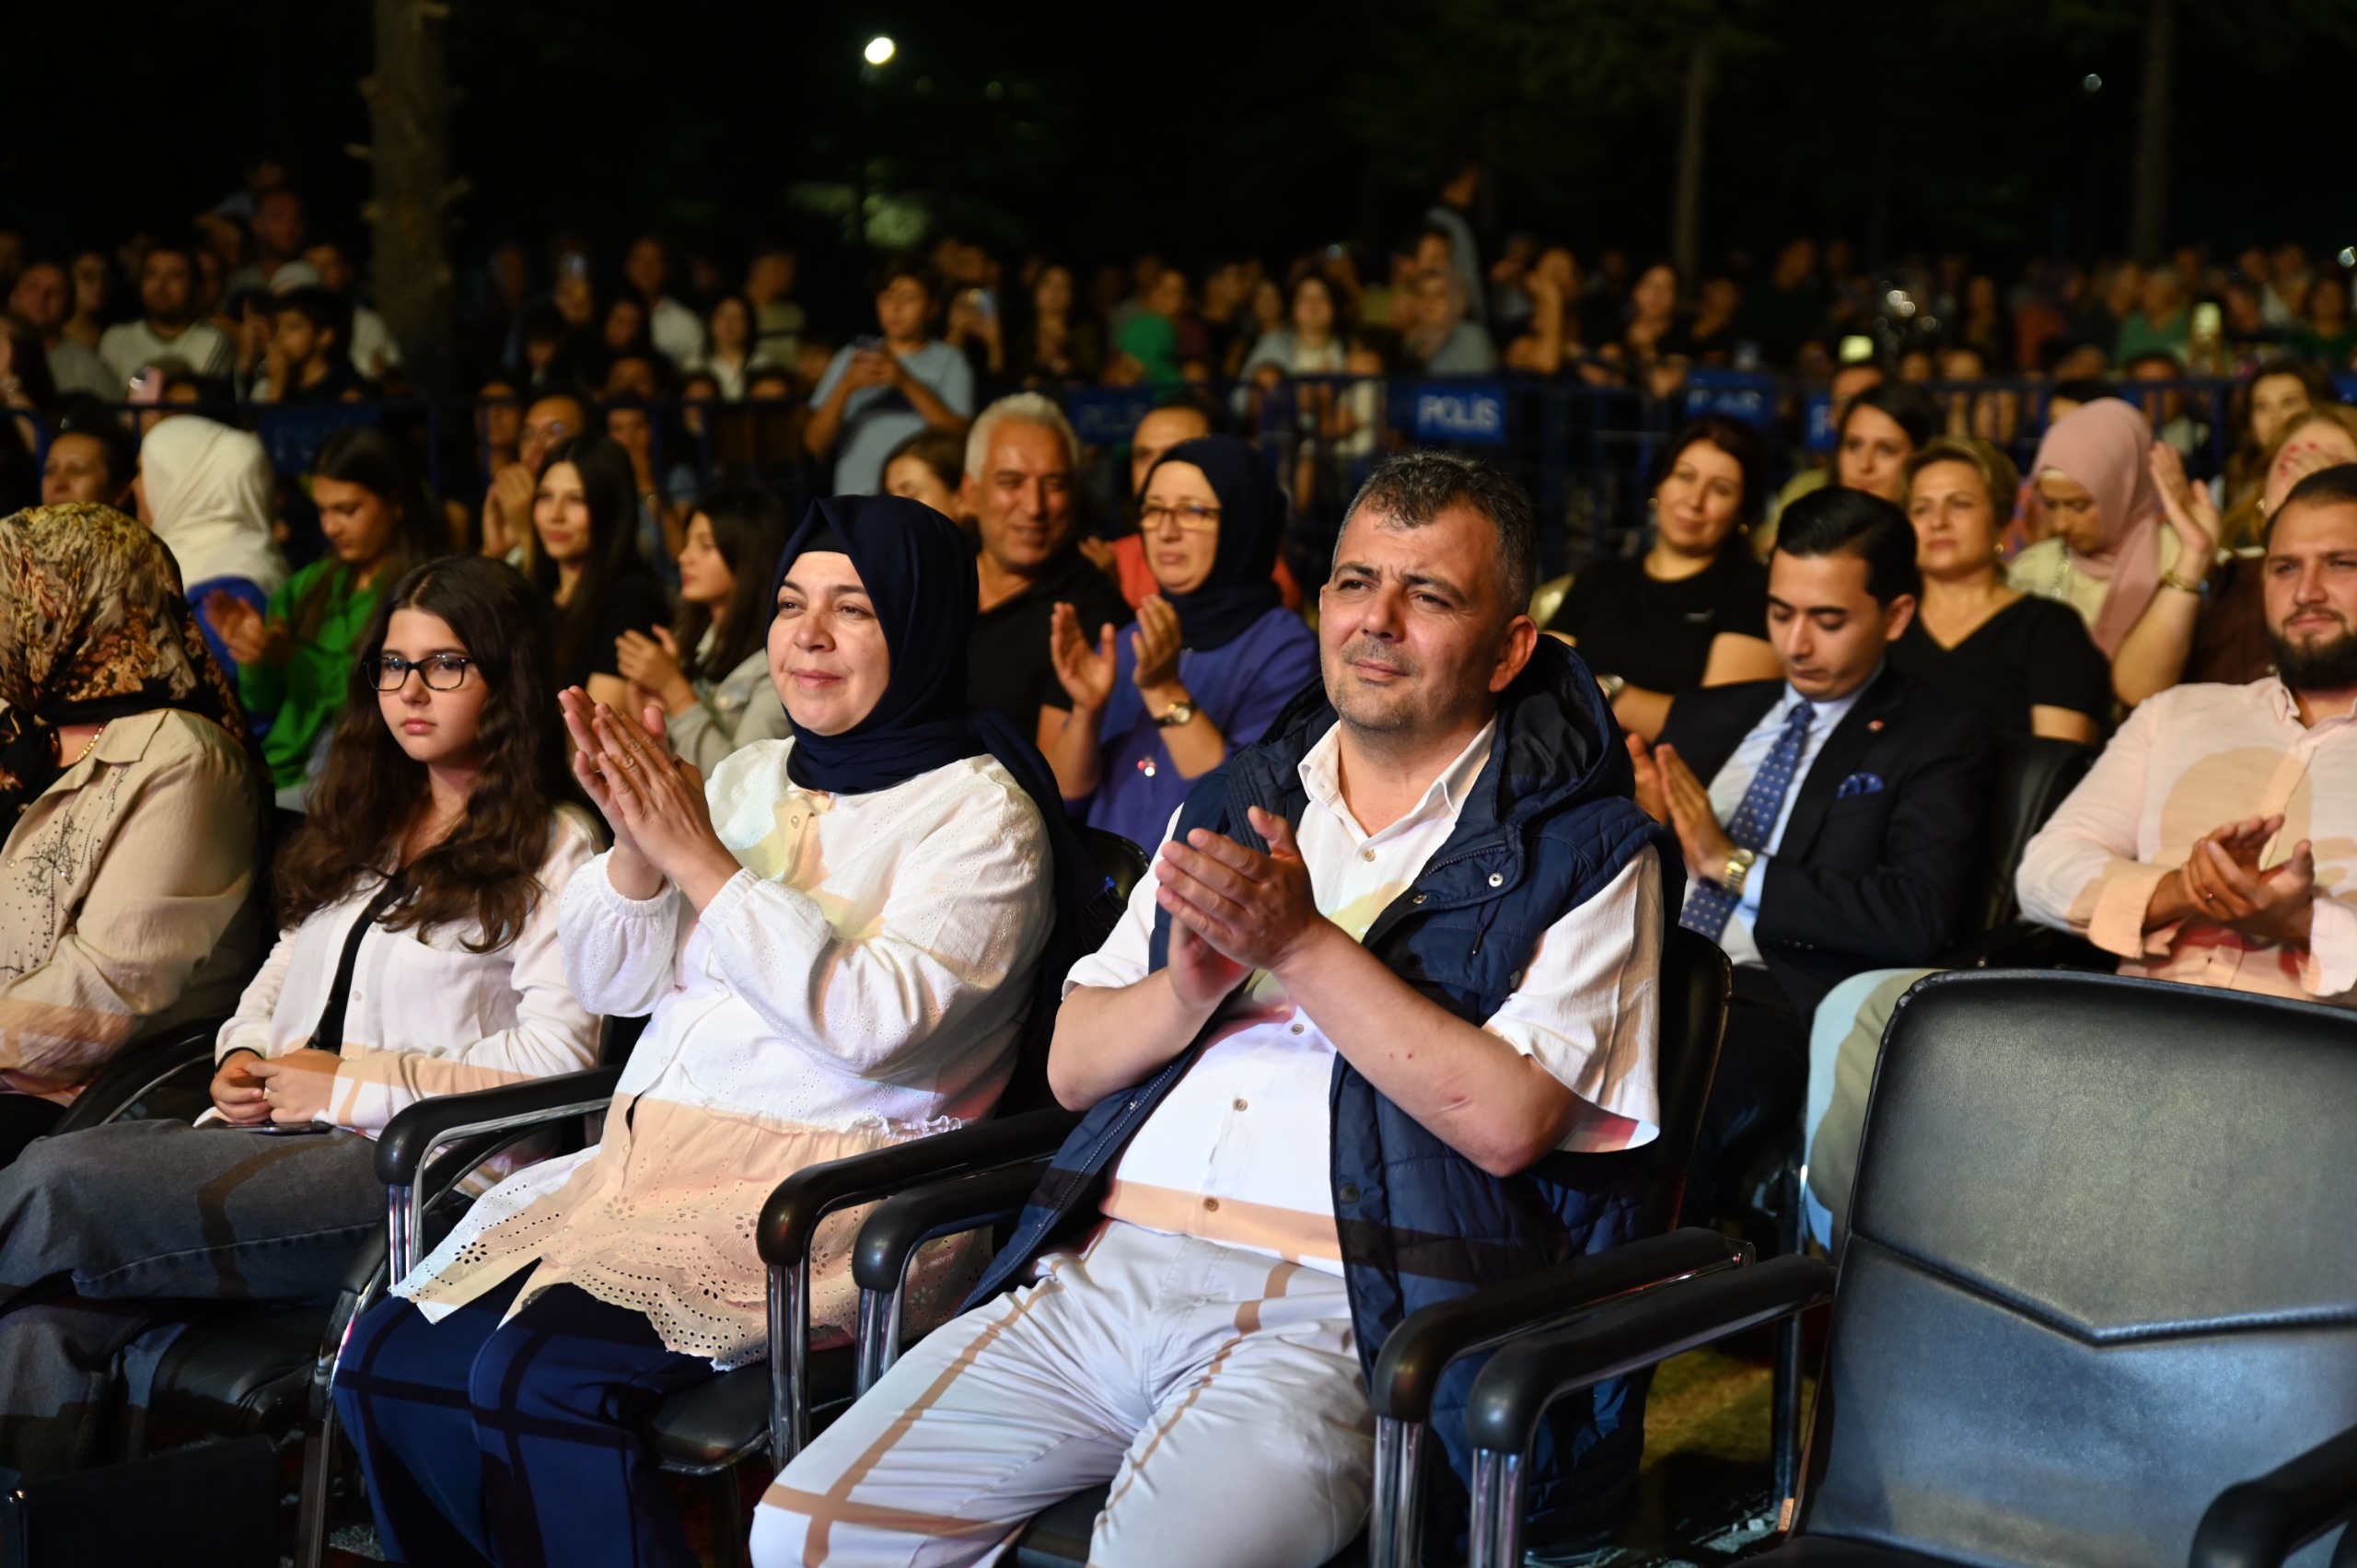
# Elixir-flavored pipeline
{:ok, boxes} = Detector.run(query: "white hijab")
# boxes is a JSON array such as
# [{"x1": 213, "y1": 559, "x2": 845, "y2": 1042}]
[{"x1": 137, "y1": 415, "x2": 287, "y2": 595}]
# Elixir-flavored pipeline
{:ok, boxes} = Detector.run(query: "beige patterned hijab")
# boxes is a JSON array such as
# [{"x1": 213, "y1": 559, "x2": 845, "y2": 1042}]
[{"x1": 0, "y1": 504, "x2": 247, "y2": 819}]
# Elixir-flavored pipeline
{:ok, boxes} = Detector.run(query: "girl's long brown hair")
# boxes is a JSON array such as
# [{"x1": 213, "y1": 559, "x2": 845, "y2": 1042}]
[
  {"x1": 273, "y1": 555, "x2": 586, "y2": 951},
  {"x1": 677, "y1": 483, "x2": 787, "y2": 682}
]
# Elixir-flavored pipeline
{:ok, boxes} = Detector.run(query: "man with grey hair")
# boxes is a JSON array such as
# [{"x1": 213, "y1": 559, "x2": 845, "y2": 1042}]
[
  {"x1": 962, "y1": 391, "x2": 1132, "y2": 731},
  {"x1": 756, "y1": 451, "x2": 1672, "y2": 1568}
]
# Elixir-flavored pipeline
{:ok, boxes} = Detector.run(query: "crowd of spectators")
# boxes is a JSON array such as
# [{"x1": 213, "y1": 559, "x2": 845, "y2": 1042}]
[{"x1": 0, "y1": 164, "x2": 2351, "y2": 1564}]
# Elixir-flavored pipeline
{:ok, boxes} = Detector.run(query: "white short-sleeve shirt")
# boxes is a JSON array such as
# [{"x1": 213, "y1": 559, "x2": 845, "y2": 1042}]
[{"x1": 1067, "y1": 721, "x2": 1663, "y2": 1272}]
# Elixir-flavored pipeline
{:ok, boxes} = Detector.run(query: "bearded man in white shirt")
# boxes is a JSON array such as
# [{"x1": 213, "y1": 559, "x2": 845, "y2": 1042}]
[
  {"x1": 756, "y1": 452, "x2": 1674, "y2": 1568},
  {"x1": 1807, "y1": 462, "x2": 2357, "y2": 1247}
]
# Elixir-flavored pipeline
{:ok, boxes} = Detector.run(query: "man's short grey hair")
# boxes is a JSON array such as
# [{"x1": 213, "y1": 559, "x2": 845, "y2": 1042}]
[
  {"x1": 965, "y1": 392, "x2": 1080, "y2": 479},
  {"x1": 1336, "y1": 450, "x2": 1538, "y2": 617}
]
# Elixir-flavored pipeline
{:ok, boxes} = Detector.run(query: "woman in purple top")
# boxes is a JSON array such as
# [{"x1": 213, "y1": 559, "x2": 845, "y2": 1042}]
[{"x1": 1043, "y1": 435, "x2": 1318, "y2": 849}]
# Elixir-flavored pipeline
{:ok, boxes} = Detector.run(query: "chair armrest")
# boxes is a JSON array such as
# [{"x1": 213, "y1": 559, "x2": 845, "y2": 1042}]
[
  {"x1": 2190, "y1": 1420, "x2": 2357, "y2": 1568},
  {"x1": 374, "y1": 1065, "x2": 623, "y2": 1186},
  {"x1": 1370, "y1": 1227, "x2": 1750, "y2": 1423},
  {"x1": 1465, "y1": 1252, "x2": 1832, "y2": 1458},
  {"x1": 757, "y1": 1108, "x2": 1079, "y2": 1269},
  {"x1": 853, "y1": 1160, "x2": 1053, "y2": 1294},
  {"x1": 1944, "y1": 919, "x2": 2112, "y2": 972},
  {"x1": 52, "y1": 1019, "x2": 231, "y2": 1134}
]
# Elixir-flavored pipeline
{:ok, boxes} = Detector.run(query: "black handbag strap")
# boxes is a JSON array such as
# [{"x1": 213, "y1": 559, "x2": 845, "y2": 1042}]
[{"x1": 307, "y1": 886, "x2": 401, "y2": 1055}]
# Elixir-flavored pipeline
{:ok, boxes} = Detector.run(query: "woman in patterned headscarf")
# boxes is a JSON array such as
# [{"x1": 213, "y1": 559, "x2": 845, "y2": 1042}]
[{"x1": 0, "y1": 504, "x2": 265, "y2": 1163}]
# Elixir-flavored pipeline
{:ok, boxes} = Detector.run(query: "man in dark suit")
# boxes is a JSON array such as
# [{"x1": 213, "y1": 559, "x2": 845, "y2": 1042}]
[{"x1": 1631, "y1": 486, "x2": 1992, "y2": 1202}]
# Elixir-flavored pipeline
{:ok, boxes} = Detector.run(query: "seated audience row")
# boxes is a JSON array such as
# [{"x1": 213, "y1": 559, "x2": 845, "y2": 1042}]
[{"x1": 5, "y1": 354, "x2": 2354, "y2": 1565}]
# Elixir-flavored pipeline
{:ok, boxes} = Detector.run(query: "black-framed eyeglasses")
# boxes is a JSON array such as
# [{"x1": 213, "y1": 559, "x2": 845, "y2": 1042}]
[{"x1": 370, "y1": 654, "x2": 474, "y2": 691}]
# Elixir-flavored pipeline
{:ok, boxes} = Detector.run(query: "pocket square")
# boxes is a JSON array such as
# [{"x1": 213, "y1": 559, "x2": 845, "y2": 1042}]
[{"x1": 1835, "y1": 772, "x2": 1885, "y2": 798}]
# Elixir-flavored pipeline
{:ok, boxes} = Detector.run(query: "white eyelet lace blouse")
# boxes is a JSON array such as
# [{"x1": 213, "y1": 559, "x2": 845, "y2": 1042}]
[{"x1": 393, "y1": 738, "x2": 1054, "y2": 1368}]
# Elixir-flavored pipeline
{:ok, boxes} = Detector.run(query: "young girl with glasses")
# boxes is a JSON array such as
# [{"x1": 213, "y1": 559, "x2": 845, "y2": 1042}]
[{"x1": 0, "y1": 555, "x2": 603, "y2": 1483}]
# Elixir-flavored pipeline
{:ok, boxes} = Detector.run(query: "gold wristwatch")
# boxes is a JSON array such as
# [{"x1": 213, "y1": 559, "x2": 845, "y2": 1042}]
[
  {"x1": 1154, "y1": 698, "x2": 1198, "y2": 729},
  {"x1": 1721, "y1": 846, "x2": 1759, "y2": 897}
]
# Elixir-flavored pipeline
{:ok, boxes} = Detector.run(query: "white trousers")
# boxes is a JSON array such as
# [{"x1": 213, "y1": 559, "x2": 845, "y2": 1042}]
[{"x1": 751, "y1": 1221, "x2": 1374, "y2": 1568}]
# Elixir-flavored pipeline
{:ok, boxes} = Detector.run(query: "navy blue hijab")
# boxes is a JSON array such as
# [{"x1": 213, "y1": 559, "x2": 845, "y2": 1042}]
[
  {"x1": 772, "y1": 494, "x2": 988, "y2": 796},
  {"x1": 1141, "y1": 435, "x2": 1286, "y2": 651},
  {"x1": 770, "y1": 494, "x2": 1102, "y2": 910}
]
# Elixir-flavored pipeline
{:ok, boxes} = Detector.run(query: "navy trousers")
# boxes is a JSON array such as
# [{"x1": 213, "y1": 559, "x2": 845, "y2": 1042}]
[{"x1": 333, "y1": 1268, "x2": 716, "y2": 1568}]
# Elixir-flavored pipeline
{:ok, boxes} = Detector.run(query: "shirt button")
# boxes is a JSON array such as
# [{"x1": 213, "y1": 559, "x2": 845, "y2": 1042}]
[
  {"x1": 1202, "y1": 1197, "x2": 1220, "y2": 1213},
  {"x1": 1360, "y1": 849, "x2": 1376, "y2": 863},
  {"x1": 1232, "y1": 1098, "x2": 1248, "y2": 1111},
  {"x1": 1290, "y1": 1022, "x2": 1305, "y2": 1035}
]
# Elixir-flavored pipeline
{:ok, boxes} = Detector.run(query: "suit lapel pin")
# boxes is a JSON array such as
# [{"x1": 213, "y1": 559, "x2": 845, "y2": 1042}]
[{"x1": 1868, "y1": 719, "x2": 1886, "y2": 731}]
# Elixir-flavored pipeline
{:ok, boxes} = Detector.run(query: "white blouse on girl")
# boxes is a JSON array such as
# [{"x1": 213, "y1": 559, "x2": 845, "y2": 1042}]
[{"x1": 211, "y1": 806, "x2": 606, "y2": 1134}]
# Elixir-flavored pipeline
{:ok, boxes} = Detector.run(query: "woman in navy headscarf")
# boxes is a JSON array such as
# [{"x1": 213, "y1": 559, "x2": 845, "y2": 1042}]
[
  {"x1": 334, "y1": 496, "x2": 1095, "y2": 1568},
  {"x1": 1043, "y1": 435, "x2": 1318, "y2": 847}
]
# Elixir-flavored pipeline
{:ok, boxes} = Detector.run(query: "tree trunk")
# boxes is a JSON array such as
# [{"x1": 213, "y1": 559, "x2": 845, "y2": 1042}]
[
  {"x1": 2129, "y1": 0, "x2": 2173, "y2": 262},
  {"x1": 1672, "y1": 29, "x2": 1715, "y2": 294},
  {"x1": 366, "y1": 0, "x2": 456, "y2": 384}
]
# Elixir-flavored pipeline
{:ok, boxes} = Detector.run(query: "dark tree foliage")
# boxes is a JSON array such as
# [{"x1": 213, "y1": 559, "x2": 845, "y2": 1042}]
[{"x1": 6, "y1": 0, "x2": 2356, "y2": 315}]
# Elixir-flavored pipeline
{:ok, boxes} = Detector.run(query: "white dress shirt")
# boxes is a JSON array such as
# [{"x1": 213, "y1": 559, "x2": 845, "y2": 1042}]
[
  {"x1": 1067, "y1": 720, "x2": 1664, "y2": 1275},
  {"x1": 1701, "y1": 679, "x2": 1868, "y2": 967},
  {"x1": 2016, "y1": 678, "x2": 2356, "y2": 1005},
  {"x1": 398, "y1": 741, "x2": 1055, "y2": 1365},
  {"x1": 211, "y1": 806, "x2": 603, "y2": 1136}
]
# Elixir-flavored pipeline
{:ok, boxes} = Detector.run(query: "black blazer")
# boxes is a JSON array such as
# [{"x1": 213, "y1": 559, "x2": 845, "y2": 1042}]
[{"x1": 1658, "y1": 665, "x2": 1993, "y2": 1020}]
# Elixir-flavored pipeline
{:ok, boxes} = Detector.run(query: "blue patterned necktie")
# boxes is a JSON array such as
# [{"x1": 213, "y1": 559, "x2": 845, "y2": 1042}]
[{"x1": 1679, "y1": 700, "x2": 1816, "y2": 942}]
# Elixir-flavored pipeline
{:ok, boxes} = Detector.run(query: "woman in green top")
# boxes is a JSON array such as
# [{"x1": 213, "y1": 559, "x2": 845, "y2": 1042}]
[{"x1": 207, "y1": 427, "x2": 441, "y2": 805}]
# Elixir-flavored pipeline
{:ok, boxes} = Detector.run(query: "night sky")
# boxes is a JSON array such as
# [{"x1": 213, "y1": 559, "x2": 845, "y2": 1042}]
[{"x1": 9, "y1": 0, "x2": 2356, "y2": 320}]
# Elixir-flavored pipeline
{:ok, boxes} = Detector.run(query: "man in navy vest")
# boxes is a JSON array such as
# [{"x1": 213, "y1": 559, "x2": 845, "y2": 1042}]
[{"x1": 755, "y1": 453, "x2": 1675, "y2": 1567}]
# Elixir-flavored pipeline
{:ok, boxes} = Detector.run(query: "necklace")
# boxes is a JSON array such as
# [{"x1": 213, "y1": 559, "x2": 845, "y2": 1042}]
[{"x1": 68, "y1": 726, "x2": 105, "y2": 766}]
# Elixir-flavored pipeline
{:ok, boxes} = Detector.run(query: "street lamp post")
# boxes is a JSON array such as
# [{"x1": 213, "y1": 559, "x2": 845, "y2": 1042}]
[{"x1": 853, "y1": 36, "x2": 896, "y2": 257}]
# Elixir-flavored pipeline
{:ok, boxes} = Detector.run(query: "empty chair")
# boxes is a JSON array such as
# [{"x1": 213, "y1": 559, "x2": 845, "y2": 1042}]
[{"x1": 1460, "y1": 970, "x2": 2357, "y2": 1568}]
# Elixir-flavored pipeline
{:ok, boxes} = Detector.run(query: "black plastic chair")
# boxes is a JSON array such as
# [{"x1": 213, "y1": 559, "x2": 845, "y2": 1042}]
[
  {"x1": 1457, "y1": 970, "x2": 2357, "y2": 1568},
  {"x1": 1735, "y1": 728, "x2": 2101, "y2": 1498},
  {"x1": 1940, "y1": 730, "x2": 2104, "y2": 971},
  {"x1": 831, "y1": 925, "x2": 1739, "y2": 1568},
  {"x1": 75, "y1": 1012, "x2": 639, "y2": 1568}
]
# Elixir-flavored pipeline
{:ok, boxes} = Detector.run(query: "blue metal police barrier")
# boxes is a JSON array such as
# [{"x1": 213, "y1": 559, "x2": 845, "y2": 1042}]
[
  {"x1": 1062, "y1": 387, "x2": 1162, "y2": 449},
  {"x1": 1406, "y1": 382, "x2": 1510, "y2": 447},
  {"x1": 1683, "y1": 371, "x2": 1778, "y2": 432},
  {"x1": 254, "y1": 401, "x2": 383, "y2": 480},
  {"x1": 1804, "y1": 389, "x2": 1837, "y2": 453}
]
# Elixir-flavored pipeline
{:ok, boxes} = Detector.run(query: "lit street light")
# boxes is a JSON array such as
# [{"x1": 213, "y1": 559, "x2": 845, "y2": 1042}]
[{"x1": 864, "y1": 36, "x2": 896, "y2": 66}]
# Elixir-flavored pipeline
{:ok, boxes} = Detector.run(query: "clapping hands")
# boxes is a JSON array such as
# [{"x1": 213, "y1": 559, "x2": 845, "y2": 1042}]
[
  {"x1": 1627, "y1": 735, "x2": 1736, "y2": 882},
  {"x1": 560, "y1": 687, "x2": 741, "y2": 909}
]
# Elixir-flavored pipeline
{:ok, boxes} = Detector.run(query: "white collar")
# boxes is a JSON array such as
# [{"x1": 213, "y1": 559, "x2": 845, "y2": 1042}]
[
  {"x1": 1770, "y1": 665, "x2": 1879, "y2": 735},
  {"x1": 1297, "y1": 719, "x2": 1497, "y2": 842}
]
